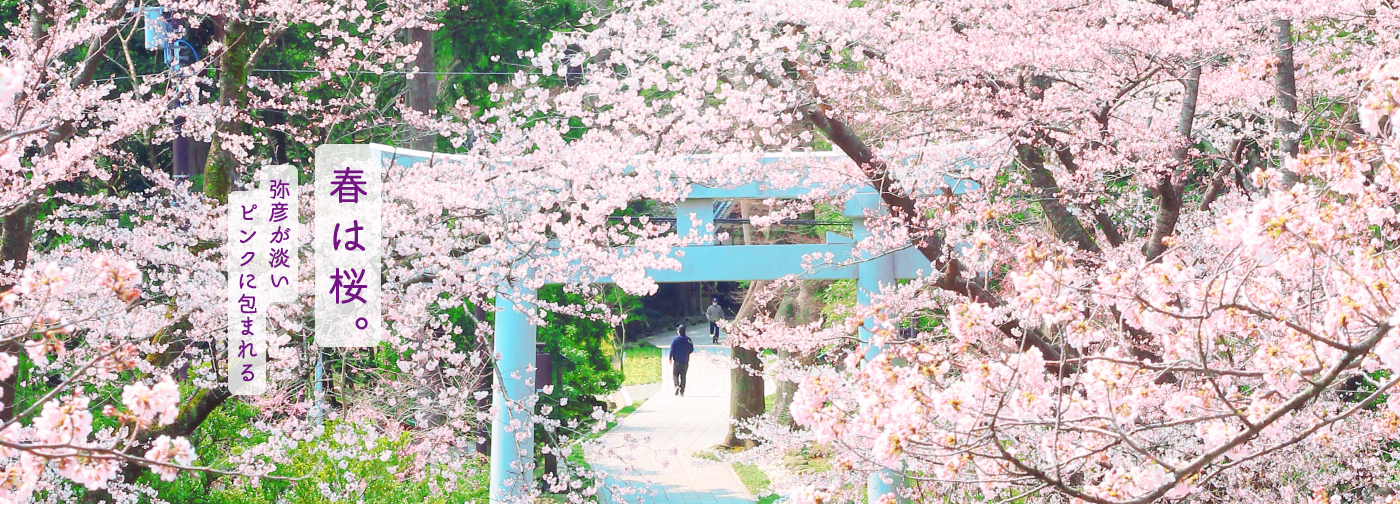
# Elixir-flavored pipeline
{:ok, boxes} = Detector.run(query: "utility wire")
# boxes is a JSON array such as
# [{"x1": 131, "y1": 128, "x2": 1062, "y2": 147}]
[
  {"x1": 90, "y1": 67, "x2": 540, "y2": 83},
  {"x1": 608, "y1": 216, "x2": 851, "y2": 227},
  {"x1": 251, "y1": 68, "x2": 535, "y2": 76}
]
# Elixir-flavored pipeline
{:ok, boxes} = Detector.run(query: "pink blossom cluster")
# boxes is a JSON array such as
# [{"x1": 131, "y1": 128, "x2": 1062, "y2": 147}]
[
  {"x1": 498, "y1": 0, "x2": 1400, "y2": 501},
  {"x1": 741, "y1": 66, "x2": 1400, "y2": 501},
  {"x1": 0, "y1": 257, "x2": 199, "y2": 500},
  {"x1": 143, "y1": 436, "x2": 196, "y2": 482},
  {"x1": 121, "y1": 378, "x2": 182, "y2": 426}
]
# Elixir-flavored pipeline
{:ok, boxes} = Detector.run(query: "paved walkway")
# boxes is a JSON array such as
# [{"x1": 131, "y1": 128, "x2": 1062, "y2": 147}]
[
  {"x1": 623, "y1": 381, "x2": 663, "y2": 405},
  {"x1": 589, "y1": 324, "x2": 754, "y2": 504}
]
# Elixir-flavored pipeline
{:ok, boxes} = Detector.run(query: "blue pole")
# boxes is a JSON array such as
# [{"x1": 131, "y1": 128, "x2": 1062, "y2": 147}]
[
  {"x1": 847, "y1": 191, "x2": 905, "y2": 503},
  {"x1": 853, "y1": 220, "x2": 895, "y2": 362},
  {"x1": 490, "y1": 290, "x2": 537, "y2": 502}
]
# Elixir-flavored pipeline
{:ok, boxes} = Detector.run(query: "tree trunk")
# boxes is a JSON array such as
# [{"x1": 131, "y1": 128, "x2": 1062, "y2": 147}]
[
  {"x1": 726, "y1": 201, "x2": 766, "y2": 448},
  {"x1": 203, "y1": 14, "x2": 253, "y2": 204},
  {"x1": 774, "y1": 280, "x2": 818, "y2": 427},
  {"x1": 1274, "y1": 19, "x2": 1301, "y2": 186},
  {"x1": 0, "y1": 203, "x2": 34, "y2": 422},
  {"x1": 728, "y1": 328, "x2": 761, "y2": 447},
  {"x1": 406, "y1": 25, "x2": 437, "y2": 151}
]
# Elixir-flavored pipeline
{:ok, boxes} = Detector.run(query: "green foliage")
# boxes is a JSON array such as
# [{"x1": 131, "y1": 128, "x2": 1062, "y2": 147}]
[
  {"x1": 535, "y1": 285, "x2": 626, "y2": 422},
  {"x1": 1356, "y1": 369, "x2": 1392, "y2": 411},
  {"x1": 435, "y1": 0, "x2": 586, "y2": 147},
  {"x1": 818, "y1": 279, "x2": 857, "y2": 326},
  {"x1": 603, "y1": 278, "x2": 648, "y2": 343},
  {"x1": 812, "y1": 128, "x2": 834, "y2": 151},
  {"x1": 0, "y1": 0, "x2": 20, "y2": 38},
  {"x1": 145, "y1": 407, "x2": 490, "y2": 503},
  {"x1": 813, "y1": 201, "x2": 853, "y2": 238}
]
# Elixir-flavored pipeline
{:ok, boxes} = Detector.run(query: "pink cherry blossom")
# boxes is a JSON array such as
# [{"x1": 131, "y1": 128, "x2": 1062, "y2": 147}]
[
  {"x1": 122, "y1": 377, "x2": 182, "y2": 426},
  {"x1": 0, "y1": 353, "x2": 16, "y2": 380},
  {"x1": 144, "y1": 435, "x2": 197, "y2": 482},
  {"x1": 33, "y1": 396, "x2": 94, "y2": 445}
]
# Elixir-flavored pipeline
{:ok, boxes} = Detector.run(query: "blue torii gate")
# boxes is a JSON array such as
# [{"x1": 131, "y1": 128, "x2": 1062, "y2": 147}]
[{"x1": 320, "y1": 144, "x2": 978, "y2": 503}]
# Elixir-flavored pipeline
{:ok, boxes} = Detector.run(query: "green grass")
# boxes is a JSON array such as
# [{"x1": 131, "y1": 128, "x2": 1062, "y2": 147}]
[
  {"x1": 734, "y1": 462, "x2": 779, "y2": 503},
  {"x1": 620, "y1": 343, "x2": 662, "y2": 386},
  {"x1": 696, "y1": 446, "x2": 780, "y2": 503}
]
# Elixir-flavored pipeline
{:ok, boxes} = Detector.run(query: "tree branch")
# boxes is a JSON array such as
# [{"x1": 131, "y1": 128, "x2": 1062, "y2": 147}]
[
  {"x1": 1143, "y1": 65, "x2": 1200, "y2": 262},
  {"x1": 1019, "y1": 143, "x2": 1102, "y2": 254}
]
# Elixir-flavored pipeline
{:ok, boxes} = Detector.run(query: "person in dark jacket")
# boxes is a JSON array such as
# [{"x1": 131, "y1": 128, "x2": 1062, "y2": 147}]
[{"x1": 669, "y1": 325, "x2": 695, "y2": 396}]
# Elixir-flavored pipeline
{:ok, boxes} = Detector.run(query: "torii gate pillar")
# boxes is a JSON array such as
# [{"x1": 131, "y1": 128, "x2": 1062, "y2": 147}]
[
  {"x1": 490, "y1": 291, "x2": 536, "y2": 502},
  {"x1": 846, "y1": 190, "x2": 906, "y2": 503}
]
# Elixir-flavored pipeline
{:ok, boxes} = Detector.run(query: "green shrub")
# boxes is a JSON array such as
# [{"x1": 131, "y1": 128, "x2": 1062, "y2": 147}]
[
  {"x1": 144, "y1": 407, "x2": 489, "y2": 503},
  {"x1": 536, "y1": 285, "x2": 627, "y2": 423}
]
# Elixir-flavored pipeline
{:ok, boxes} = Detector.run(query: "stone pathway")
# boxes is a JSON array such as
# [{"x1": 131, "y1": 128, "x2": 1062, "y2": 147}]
[{"x1": 589, "y1": 324, "x2": 755, "y2": 504}]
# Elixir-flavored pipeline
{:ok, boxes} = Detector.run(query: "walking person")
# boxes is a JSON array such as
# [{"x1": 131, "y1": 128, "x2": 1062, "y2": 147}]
[
  {"x1": 706, "y1": 298, "x2": 724, "y2": 344},
  {"x1": 669, "y1": 325, "x2": 695, "y2": 396}
]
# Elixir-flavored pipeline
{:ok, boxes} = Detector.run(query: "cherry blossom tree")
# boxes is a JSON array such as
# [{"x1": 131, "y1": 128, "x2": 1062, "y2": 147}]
[
  {"x1": 0, "y1": 0, "x2": 653, "y2": 501},
  {"x1": 7, "y1": 0, "x2": 1400, "y2": 502},
  {"x1": 0, "y1": 0, "x2": 510, "y2": 500},
  {"x1": 0, "y1": 254, "x2": 201, "y2": 501},
  {"x1": 464, "y1": 0, "x2": 1400, "y2": 501}
]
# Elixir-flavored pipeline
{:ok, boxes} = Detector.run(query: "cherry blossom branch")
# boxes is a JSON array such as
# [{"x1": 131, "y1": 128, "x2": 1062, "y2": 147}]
[
  {"x1": 1133, "y1": 322, "x2": 1393, "y2": 503},
  {"x1": 0, "y1": 440, "x2": 307, "y2": 481},
  {"x1": 0, "y1": 342, "x2": 128, "y2": 432},
  {"x1": 1195, "y1": 375, "x2": 1400, "y2": 488},
  {"x1": 0, "y1": 123, "x2": 56, "y2": 145}
]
